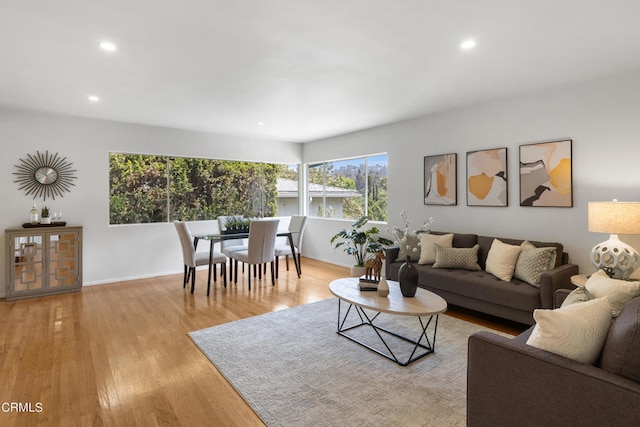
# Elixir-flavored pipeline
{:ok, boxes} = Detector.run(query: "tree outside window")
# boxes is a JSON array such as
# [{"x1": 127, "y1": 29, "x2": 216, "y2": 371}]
[
  {"x1": 109, "y1": 153, "x2": 298, "y2": 224},
  {"x1": 307, "y1": 154, "x2": 387, "y2": 221}
]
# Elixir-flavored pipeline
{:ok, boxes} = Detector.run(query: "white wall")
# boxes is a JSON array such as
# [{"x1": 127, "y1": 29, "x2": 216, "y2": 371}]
[
  {"x1": 4, "y1": 69, "x2": 640, "y2": 296},
  {"x1": 302, "y1": 70, "x2": 640, "y2": 274},
  {"x1": 0, "y1": 109, "x2": 301, "y2": 296}
]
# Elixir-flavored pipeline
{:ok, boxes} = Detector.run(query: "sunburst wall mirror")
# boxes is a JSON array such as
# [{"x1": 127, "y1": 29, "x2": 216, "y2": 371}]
[{"x1": 14, "y1": 150, "x2": 77, "y2": 200}]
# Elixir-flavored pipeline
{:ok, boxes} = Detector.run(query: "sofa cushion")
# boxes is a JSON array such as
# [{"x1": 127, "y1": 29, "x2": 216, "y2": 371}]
[
  {"x1": 526, "y1": 297, "x2": 613, "y2": 364},
  {"x1": 485, "y1": 239, "x2": 521, "y2": 281},
  {"x1": 431, "y1": 231, "x2": 477, "y2": 248},
  {"x1": 599, "y1": 296, "x2": 640, "y2": 382},
  {"x1": 452, "y1": 233, "x2": 478, "y2": 249},
  {"x1": 585, "y1": 269, "x2": 640, "y2": 317},
  {"x1": 421, "y1": 267, "x2": 541, "y2": 312},
  {"x1": 418, "y1": 233, "x2": 453, "y2": 265},
  {"x1": 514, "y1": 243, "x2": 557, "y2": 287},
  {"x1": 432, "y1": 244, "x2": 481, "y2": 271}
]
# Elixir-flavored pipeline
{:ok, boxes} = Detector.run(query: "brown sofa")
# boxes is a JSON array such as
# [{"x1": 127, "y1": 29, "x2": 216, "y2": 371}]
[
  {"x1": 385, "y1": 231, "x2": 578, "y2": 325},
  {"x1": 467, "y1": 292, "x2": 640, "y2": 426}
]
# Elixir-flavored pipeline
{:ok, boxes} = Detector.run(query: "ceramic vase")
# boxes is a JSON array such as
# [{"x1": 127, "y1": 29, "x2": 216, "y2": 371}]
[
  {"x1": 398, "y1": 256, "x2": 418, "y2": 297},
  {"x1": 377, "y1": 277, "x2": 389, "y2": 297},
  {"x1": 350, "y1": 265, "x2": 366, "y2": 278}
]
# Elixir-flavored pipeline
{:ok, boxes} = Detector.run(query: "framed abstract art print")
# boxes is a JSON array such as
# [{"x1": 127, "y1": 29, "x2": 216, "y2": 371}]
[
  {"x1": 519, "y1": 139, "x2": 572, "y2": 207},
  {"x1": 424, "y1": 153, "x2": 457, "y2": 206},
  {"x1": 466, "y1": 148, "x2": 507, "y2": 206}
]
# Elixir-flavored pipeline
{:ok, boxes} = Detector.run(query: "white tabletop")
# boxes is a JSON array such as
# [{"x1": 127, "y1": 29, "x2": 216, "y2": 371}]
[{"x1": 329, "y1": 277, "x2": 447, "y2": 317}]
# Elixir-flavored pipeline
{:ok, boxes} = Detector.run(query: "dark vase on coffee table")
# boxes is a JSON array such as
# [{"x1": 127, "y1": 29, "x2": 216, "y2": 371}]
[{"x1": 398, "y1": 255, "x2": 418, "y2": 297}]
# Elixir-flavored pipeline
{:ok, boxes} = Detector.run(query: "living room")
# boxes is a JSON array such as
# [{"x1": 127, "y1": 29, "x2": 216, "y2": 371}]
[
  {"x1": 3, "y1": 68, "x2": 640, "y2": 286},
  {"x1": 3, "y1": 1, "x2": 640, "y2": 425}
]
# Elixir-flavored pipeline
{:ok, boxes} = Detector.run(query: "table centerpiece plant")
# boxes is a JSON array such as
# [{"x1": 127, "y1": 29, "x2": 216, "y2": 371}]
[
  {"x1": 330, "y1": 216, "x2": 394, "y2": 276},
  {"x1": 222, "y1": 216, "x2": 251, "y2": 234}
]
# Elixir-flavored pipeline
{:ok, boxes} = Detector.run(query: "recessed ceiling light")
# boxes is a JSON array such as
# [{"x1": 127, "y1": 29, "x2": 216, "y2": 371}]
[
  {"x1": 99, "y1": 41, "x2": 118, "y2": 52},
  {"x1": 460, "y1": 39, "x2": 477, "y2": 50},
  {"x1": 257, "y1": 121, "x2": 265, "y2": 126},
  {"x1": 87, "y1": 95, "x2": 100, "y2": 102}
]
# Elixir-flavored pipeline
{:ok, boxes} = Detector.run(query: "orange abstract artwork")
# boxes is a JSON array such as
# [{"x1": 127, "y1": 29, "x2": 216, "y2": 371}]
[
  {"x1": 466, "y1": 148, "x2": 507, "y2": 206},
  {"x1": 519, "y1": 140, "x2": 572, "y2": 207},
  {"x1": 425, "y1": 153, "x2": 457, "y2": 205}
]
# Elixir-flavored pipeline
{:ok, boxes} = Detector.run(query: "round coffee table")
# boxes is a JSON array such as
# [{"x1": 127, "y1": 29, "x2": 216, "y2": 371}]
[{"x1": 329, "y1": 277, "x2": 447, "y2": 366}]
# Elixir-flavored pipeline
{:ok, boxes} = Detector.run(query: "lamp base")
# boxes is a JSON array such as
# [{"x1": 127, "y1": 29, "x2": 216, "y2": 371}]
[{"x1": 591, "y1": 234, "x2": 640, "y2": 280}]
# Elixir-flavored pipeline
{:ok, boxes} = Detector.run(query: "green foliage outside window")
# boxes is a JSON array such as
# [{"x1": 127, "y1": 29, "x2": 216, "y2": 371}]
[
  {"x1": 109, "y1": 154, "x2": 168, "y2": 224},
  {"x1": 109, "y1": 153, "x2": 290, "y2": 224},
  {"x1": 308, "y1": 154, "x2": 388, "y2": 222}
]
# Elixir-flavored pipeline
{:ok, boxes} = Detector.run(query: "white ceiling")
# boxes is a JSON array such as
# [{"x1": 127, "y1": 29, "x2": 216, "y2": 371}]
[{"x1": 2, "y1": 0, "x2": 640, "y2": 142}]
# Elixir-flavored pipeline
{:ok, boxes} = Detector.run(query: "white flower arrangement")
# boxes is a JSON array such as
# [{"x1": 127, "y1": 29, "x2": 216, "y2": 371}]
[{"x1": 387, "y1": 210, "x2": 435, "y2": 259}]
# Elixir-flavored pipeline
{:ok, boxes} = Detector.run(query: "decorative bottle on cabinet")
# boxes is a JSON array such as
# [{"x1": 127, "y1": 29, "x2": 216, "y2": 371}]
[
  {"x1": 398, "y1": 255, "x2": 418, "y2": 297},
  {"x1": 30, "y1": 203, "x2": 38, "y2": 224}
]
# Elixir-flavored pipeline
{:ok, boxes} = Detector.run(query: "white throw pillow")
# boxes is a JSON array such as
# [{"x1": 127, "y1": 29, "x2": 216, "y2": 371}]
[
  {"x1": 418, "y1": 233, "x2": 453, "y2": 265},
  {"x1": 526, "y1": 297, "x2": 613, "y2": 364},
  {"x1": 485, "y1": 239, "x2": 521, "y2": 281},
  {"x1": 585, "y1": 269, "x2": 640, "y2": 317}
]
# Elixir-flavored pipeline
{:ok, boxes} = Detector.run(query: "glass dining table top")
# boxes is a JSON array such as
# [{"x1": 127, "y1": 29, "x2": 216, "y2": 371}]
[
  {"x1": 195, "y1": 231, "x2": 291, "y2": 240},
  {"x1": 194, "y1": 230, "x2": 300, "y2": 278}
]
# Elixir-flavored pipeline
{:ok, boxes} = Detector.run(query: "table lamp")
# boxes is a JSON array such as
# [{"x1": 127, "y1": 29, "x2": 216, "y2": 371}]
[{"x1": 588, "y1": 200, "x2": 640, "y2": 279}]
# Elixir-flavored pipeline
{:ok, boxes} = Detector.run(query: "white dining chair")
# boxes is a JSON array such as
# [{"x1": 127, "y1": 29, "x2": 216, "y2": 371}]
[
  {"x1": 174, "y1": 220, "x2": 227, "y2": 295},
  {"x1": 217, "y1": 215, "x2": 249, "y2": 281},
  {"x1": 232, "y1": 218, "x2": 280, "y2": 290},
  {"x1": 274, "y1": 215, "x2": 307, "y2": 278}
]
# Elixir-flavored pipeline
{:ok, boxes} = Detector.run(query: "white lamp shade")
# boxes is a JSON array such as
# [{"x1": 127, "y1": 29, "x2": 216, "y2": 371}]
[{"x1": 588, "y1": 201, "x2": 640, "y2": 234}]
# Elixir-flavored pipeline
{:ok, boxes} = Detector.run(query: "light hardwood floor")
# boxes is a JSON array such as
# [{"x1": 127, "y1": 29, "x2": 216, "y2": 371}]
[{"x1": 0, "y1": 258, "x2": 525, "y2": 426}]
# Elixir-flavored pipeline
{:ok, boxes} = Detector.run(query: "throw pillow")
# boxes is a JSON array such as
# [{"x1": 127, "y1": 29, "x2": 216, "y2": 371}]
[
  {"x1": 432, "y1": 244, "x2": 481, "y2": 271},
  {"x1": 391, "y1": 227, "x2": 421, "y2": 262},
  {"x1": 520, "y1": 240, "x2": 557, "y2": 269},
  {"x1": 585, "y1": 269, "x2": 640, "y2": 317},
  {"x1": 485, "y1": 239, "x2": 521, "y2": 281},
  {"x1": 514, "y1": 243, "x2": 557, "y2": 287},
  {"x1": 561, "y1": 286, "x2": 594, "y2": 308},
  {"x1": 526, "y1": 297, "x2": 613, "y2": 364},
  {"x1": 418, "y1": 233, "x2": 453, "y2": 265}
]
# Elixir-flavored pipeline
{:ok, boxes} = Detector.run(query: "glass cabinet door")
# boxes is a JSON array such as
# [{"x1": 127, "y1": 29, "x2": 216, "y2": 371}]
[
  {"x1": 48, "y1": 232, "x2": 78, "y2": 289},
  {"x1": 11, "y1": 235, "x2": 44, "y2": 293}
]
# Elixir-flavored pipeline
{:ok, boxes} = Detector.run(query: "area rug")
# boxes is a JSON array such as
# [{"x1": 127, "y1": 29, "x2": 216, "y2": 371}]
[{"x1": 189, "y1": 298, "x2": 509, "y2": 427}]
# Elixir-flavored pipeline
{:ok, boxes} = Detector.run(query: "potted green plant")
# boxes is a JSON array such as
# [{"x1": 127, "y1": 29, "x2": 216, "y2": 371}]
[
  {"x1": 40, "y1": 206, "x2": 51, "y2": 225},
  {"x1": 222, "y1": 216, "x2": 251, "y2": 234},
  {"x1": 330, "y1": 216, "x2": 393, "y2": 276}
]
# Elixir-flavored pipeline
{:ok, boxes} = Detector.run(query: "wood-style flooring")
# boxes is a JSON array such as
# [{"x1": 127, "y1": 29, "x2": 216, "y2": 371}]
[{"x1": 0, "y1": 258, "x2": 526, "y2": 426}]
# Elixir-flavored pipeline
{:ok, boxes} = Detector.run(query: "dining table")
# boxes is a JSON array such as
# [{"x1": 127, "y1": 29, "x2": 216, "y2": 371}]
[{"x1": 194, "y1": 230, "x2": 301, "y2": 288}]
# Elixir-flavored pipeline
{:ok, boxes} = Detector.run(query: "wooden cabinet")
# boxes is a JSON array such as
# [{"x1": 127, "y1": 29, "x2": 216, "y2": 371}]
[{"x1": 5, "y1": 226, "x2": 82, "y2": 300}]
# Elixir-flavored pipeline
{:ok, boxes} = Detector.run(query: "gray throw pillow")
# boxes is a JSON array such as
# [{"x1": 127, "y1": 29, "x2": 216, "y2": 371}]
[
  {"x1": 433, "y1": 244, "x2": 481, "y2": 271},
  {"x1": 514, "y1": 246, "x2": 557, "y2": 287},
  {"x1": 561, "y1": 286, "x2": 594, "y2": 308}
]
